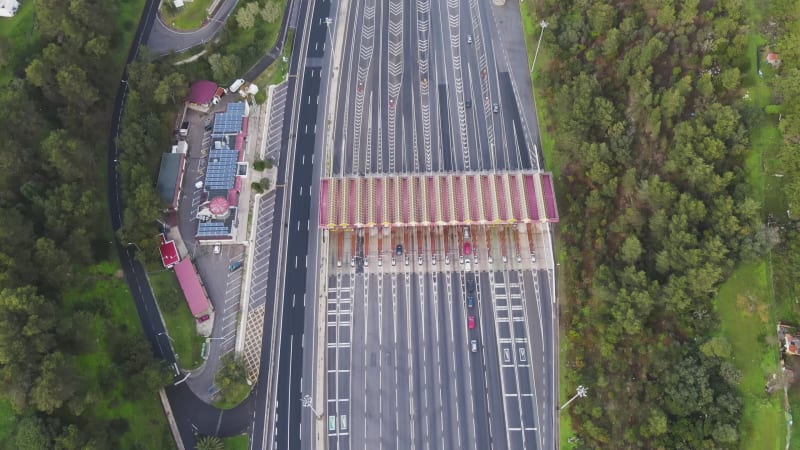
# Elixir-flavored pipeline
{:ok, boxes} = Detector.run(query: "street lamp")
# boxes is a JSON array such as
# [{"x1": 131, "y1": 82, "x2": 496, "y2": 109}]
[
  {"x1": 159, "y1": 332, "x2": 175, "y2": 343},
  {"x1": 301, "y1": 394, "x2": 323, "y2": 420},
  {"x1": 126, "y1": 242, "x2": 142, "y2": 252},
  {"x1": 530, "y1": 20, "x2": 549, "y2": 74},
  {"x1": 560, "y1": 385, "x2": 588, "y2": 411},
  {"x1": 324, "y1": 18, "x2": 336, "y2": 63}
]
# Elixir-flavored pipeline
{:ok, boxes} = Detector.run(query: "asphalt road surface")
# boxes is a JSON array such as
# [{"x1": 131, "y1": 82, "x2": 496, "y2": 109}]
[{"x1": 329, "y1": 0, "x2": 539, "y2": 177}]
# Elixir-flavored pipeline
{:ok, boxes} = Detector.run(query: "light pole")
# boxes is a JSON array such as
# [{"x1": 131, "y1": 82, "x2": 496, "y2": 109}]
[
  {"x1": 301, "y1": 394, "x2": 323, "y2": 420},
  {"x1": 560, "y1": 385, "x2": 588, "y2": 411},
  {"x1": 126, "y1": 242, "x2": 142, "y2": 252},
  {"x1": 530, "y1": 20, "x2": 549, "y2": 74},
  {"x1": 324, "y1": 17, "x2": 336, "y2": 64},
  {"x1": 159, "y1": 332, "x2": 175, "y2": 343}
]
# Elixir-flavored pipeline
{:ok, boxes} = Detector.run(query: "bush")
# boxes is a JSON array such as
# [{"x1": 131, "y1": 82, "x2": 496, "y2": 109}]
[
  {"x1": 254, "y1": 89, "x2": 267, "y2": 104},
  {"x1": 251, "y1": 181, "x2": 264, "y2": 193},
  {"x1": 265, "y1": 158, "x2": 273, "y2": 169},
  {"x1": 260, "y1": 178, "x2": 271, "y2": 191},
  {"x1": 252, "y1": 160, "x2": 266, "y2": 171}
]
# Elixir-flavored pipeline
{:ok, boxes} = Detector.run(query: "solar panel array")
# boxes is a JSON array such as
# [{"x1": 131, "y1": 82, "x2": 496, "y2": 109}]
[
  {"x1": 205, "y1": 149, "x2": 239, "y2": 191},
  {"x1": 212, "y1": 102, "x2": 245, "y2": 136},
  {"x1": 197, "y1": 221, "x2": 232, "y2": 237}
]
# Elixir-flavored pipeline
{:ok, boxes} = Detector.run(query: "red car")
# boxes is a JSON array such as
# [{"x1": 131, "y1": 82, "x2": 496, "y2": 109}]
[
  {"x1": 464, "y1": 242, "x2": 472, "y2": 255},
  {"x1": 468, "y1": 315, "x2": 476, "y2": 329},
  {"x1": 197, "y1": 314, "x2": 210, "y2": 323}
]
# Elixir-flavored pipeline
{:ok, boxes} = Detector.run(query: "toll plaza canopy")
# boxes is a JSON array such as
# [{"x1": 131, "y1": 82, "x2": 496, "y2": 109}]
[{"x1": 319, "y1": 171, "x2": 559, "y2": 229}]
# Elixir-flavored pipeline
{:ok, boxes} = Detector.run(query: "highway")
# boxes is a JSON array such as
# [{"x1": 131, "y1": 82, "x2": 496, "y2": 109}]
[{"x1": 312, "y1": 0, "x2": 557, "y2": 449}]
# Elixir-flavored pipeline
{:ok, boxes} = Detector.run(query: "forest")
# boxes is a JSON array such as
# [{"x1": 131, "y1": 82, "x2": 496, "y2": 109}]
[
  {"x1": 0, "y1": 0, "x2": 175, "y2": 447},
  {"x1": 535, "y1": 0, "x2": 765, "y2": 447}
]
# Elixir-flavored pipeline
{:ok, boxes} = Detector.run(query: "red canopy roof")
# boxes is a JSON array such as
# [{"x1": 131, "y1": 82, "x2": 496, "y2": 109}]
[
  {"x1": 173, "y1": 260, "x2": 211, "y2": 317},
  {"x1": 187, "y1": 80, "x2": 218, "y2": 105}
]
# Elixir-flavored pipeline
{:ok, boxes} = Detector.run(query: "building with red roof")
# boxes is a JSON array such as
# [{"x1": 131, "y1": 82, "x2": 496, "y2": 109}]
[
  {"x1": 159, "y1": 234, "x2": 180, "y2": 268},
  {"x1": 173, "y1": 259, "x2": 212, "y2": 318}
]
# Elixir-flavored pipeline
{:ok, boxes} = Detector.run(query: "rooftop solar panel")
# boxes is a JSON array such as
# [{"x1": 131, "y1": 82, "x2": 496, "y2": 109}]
[
  {"x1": 205, "y1": 149, "x2": 239, "y2": 190},
  {"x1": 212, "y1": 102, "x2": 245, "y2": 136},
  {"x1": 197, "y1": 221, "x2": 233, "y2": 237}
]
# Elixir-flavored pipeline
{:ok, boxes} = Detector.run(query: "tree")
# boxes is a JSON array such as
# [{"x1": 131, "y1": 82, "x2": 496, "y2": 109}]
[
  {"x1": 56, "y1": 65, "x2": 100, "y2": 110},
  {"x1": 154, "y1": 71, "x2": 188, "y2": 105},
  {"x1": 207, "y1": 53, "x2": 241, "y2": 83},
  {"x1": 236, "y1": 2, "x2": 260, "y2": 29},
  {"x1": 196, "y1": 435, "x2": 225, "y2": 450},
  {"x1": 31, "y1": 352, "x2": 80, "y2": 413},
  {"x1": 14, "y1": 415, "x2": 53, "y2": 450},
  {"x1": 0, "y1": 287, "x2": 58, "y2": 411},
  {"x1": 260, "y1": 0, "x2": 281, "y2": 23},
  {"x1": 41, "y1": 129, "x2": 96, "y2": 182},
  {"x1": 619, "y1": 235, "x2": 642, "y2": 265}
]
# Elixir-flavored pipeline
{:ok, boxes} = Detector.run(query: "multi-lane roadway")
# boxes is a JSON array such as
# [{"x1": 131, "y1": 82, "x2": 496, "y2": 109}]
[{"x1": 295, "y1": 0, "x2": 559, "y2": 449}]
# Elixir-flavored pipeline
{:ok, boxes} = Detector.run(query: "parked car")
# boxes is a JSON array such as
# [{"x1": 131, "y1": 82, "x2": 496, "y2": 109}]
[
  {"x1": 229, "y1": 261, "x2": 243, "y2": 272},
  {"x1": 213, "y1": 244, "x2": 221, "y2": 254},
  {"x1": 197, "y1": 314, "x2": 210, "y2": 323}
]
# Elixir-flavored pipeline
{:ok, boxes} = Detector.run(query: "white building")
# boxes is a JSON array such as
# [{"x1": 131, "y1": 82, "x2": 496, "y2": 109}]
[{"x1": 0, "y1": 0, "x2": 20, "y2": 17}]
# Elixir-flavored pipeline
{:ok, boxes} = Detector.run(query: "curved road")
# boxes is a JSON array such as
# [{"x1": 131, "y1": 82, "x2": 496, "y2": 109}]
[
  {"x1": 108, "y1": 0, "x2": 301, "y2": 448},
  {"x1": 145, "y1": 0, "x2": 240, "y2": 55}
]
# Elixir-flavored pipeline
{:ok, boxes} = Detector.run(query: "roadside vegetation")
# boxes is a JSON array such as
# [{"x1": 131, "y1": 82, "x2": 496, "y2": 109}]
[
  {"x1": 174, "y1": 0, "x2": 288, "y2": 87},
  {"x1": 223, "y1": 433, "x2": 250, "y2": 450},
  {"x1": 534, "y1": 0, "x2": 765, "y2": 446},
  {"x1": 212, "y1": 354, "x2": 251, "y2": 409},
  {"x1": 149, "y1": 270, "x2": 205, "y2": 370},
  {"x1": 0, "y1": 0, "x2": 182, "y2": 446},
  {"x1": 159, "y1": 0, "x2": 215, "y2": 31}
]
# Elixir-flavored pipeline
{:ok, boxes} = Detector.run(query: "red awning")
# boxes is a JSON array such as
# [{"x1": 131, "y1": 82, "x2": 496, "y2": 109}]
[{"x1": 173, "y1": 260, "x2": 211, "y2": 317}]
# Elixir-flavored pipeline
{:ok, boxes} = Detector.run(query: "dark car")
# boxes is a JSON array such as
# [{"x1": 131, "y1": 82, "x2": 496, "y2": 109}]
[
  {"x1": 229, "y1": 261, "x2": 243, "y2": 272},
  {"x1": 197, "y1": 314, "x2": 210, "y2": 323},
  {"x1": 467, "y1": 295, "x2": 475, "y2": 308},
  {"x1": 396, "y1": 244, "x2": 403, "y2": 255},
  {"x1": 465, "y1": 99, "x2": 472, "y2": 108},
  {"x1": 466, "y1": 274, "x2": 476, "y2": 292}
]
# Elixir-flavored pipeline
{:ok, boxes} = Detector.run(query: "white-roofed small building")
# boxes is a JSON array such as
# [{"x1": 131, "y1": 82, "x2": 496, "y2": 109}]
[{"x1": 0, "y1": 0, "x2": 20, "y2": 17}]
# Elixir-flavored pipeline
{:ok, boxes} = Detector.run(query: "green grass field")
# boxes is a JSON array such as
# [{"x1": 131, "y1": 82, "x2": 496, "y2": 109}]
[
  {"x1": 0, "y1": 400, "x2": 15, "y2": 447},
  {"x1": 63, "y1": 262, "x2": 173, "y2": 449},
  {"x1": 149, "y1": 270, "x2": 205, "y2": 370},
  {"x1": 715, "y1": 262, "x2": 784, "y2": 450},
  {"x1": 0, "y1": 1, "x2": 37, "y2": 86},
  {"x1": 224, "y1": 433, "x2": 250, "y2": 450},
  {"x1": 159, "y1": 0, "x2": 214, "y2": 31}
]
